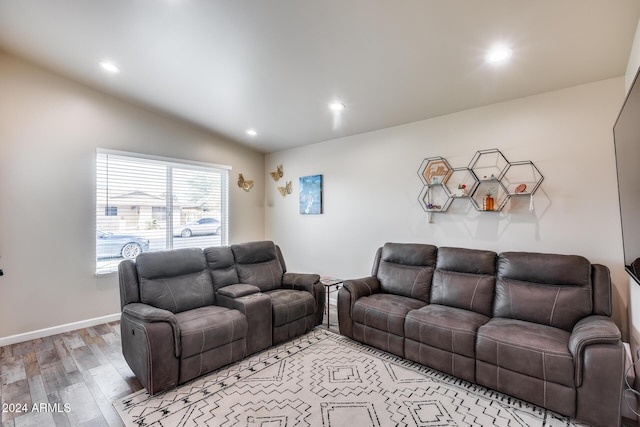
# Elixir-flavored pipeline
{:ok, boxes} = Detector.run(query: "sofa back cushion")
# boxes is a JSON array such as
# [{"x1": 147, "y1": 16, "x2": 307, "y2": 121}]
[
  {"x1": 494, "y1": 252, "x2": 592, "y2": 331},
  {"x1": 431, "y1": 247, "x2": 496, "y2": 316},
  {"x1": 231, "y1": 241, "x2": 284, "y2": 292},
  {"x1": 376, "y1": 243, "x2": 437, "y2": 303},
  {"x1": 136, "y1": 248, "x2": 214, "y2": 313},
  {"x1": 204, "y1": 246, "x2": 239, "y2": 292}
]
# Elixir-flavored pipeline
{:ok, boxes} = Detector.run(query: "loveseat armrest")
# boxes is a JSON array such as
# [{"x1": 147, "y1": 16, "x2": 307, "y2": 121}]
[
  {"x1": 122, "y1": 303, "x2": 181, "y2": 358},
  {"x1": 569, "y1": 315, "x2": 624, "y2": 427},
  {"x1": 282, "y1": 273, "x2": 325, "y2": 326},
  {"x1": 120, "y1": 303, "x2": 181, "y2": 394},
  {"x1": 337, "y1": 277, "x2": 381, "y2": 339},
  {"x1": 218, "y1": 284, "x2": 261, "y2": 298},
  {"x1": 282, "y1": 272, "x2": 321, "y2": 293}
]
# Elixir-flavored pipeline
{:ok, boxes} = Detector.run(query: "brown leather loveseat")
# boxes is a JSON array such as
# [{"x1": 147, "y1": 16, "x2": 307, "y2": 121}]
[
  {"x1": 338, "y1": 242, "x2": 623, "y2": 427},
  {"x1": 119, "y1": 240, "x2": 324, "y2": 395}
]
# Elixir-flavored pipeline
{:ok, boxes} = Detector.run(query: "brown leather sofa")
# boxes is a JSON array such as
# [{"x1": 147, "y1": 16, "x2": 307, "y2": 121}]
[
  {"x1": 338, "y1": 243, "x2": 624, "y2": 427},
  {"x1": 119, "y1": 241, "x2": 323, "y2": 395}
]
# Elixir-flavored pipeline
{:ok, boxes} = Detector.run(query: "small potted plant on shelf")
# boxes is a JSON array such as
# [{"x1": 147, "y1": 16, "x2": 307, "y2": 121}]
[{"x1": 454, "y1": 184, "x2": 467, "y2": 197}]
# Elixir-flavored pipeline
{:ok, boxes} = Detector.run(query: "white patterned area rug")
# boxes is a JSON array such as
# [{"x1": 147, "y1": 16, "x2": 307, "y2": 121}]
[{"x1": 113, "y1": 329, "x2": 588, "y2": 427}]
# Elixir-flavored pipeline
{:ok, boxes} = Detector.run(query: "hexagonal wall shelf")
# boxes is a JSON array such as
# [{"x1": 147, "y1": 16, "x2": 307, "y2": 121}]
[
  {"x1": 445, "y1": 167, "x2": 478, "y2": 199},
  {"x1": 470, "y1": 179, "x2": 509, "y2": 212},
  {"x1": 469, "y1": 149, "x2": 510, "y2": 181},
  {"x1": 417, "y1": 149, "x2": 543, "y2": 218},
  {"x1": 418, "y1": 157, "x2": 452, "y2": 186},
  {"x1": 501, "y1": 160, "x2": 544, "y2": 195},
  {"x1": 418, "y1": 184, "x2": 452, "y2": 212}
]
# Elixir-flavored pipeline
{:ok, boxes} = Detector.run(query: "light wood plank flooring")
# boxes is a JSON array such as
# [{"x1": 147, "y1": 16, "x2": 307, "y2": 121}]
[
  {"x1": 1, "y1": 322, "x2": 142, "y2": 426},
  {"x1": 1, "y1": 306, "x2": 339, "y2": 426}
]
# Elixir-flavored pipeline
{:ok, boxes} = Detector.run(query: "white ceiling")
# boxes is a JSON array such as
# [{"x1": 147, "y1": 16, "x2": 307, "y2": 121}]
[{"x1": 1, "y1": 1, "x2": 639, "y2": 153}]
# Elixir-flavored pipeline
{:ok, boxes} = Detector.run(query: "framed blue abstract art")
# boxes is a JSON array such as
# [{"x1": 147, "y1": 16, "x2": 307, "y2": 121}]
[{"x1": 299, "y1": 174, "x2": 323, "y2": 214}]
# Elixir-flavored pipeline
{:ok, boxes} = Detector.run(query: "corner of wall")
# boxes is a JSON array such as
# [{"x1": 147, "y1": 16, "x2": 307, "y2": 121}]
[{"x1": 626, "y1": 19, "x2": 640, "y2": 94}]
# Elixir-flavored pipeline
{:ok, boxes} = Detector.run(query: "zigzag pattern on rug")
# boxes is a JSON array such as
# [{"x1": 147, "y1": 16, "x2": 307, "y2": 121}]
[{"x1": 113, "y1": 329, "x2": 588, "y2": 427}]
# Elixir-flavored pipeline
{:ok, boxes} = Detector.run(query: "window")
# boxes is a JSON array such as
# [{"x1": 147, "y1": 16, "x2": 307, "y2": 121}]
[
  {"x1": 96, "y1": 149, "x2": 229, "y2": 274},
  {"x1": 151, "y1": 206, "x2": 166, "y2": 221}
]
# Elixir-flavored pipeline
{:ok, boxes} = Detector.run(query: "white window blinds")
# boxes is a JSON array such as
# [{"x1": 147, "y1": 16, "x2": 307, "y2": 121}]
[{"x1": 96, "y1": 149, "x2": 229, "y2": 274}]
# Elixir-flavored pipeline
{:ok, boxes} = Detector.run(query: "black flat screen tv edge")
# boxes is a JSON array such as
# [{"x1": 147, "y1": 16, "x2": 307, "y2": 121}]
[
  {"x1": 626, "y1": 266, "x2": 640, "y2": 286},
  {"x1": 614, "y1": 64, "x2": 640, "y2": 286}
]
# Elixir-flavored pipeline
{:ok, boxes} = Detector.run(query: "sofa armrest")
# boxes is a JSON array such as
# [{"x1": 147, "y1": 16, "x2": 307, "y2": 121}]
[
  {"x1": 569, "y1": 316, "x2": 621, "y2": 357},
  {"x1": 569, "y1": 316, "x2": 624, "y2": 426},
  {"x1": 569, "y1": 315, "x2": 622, "y2": 386},
  {"x1": 122, "y1": 303, "x2": 181, "y2": 358},
  {"x1": 218, "y1": 284, "x2": 261, "y2": 298},
  {"x1": 343, "y1": 276, "x2": 381, "y2": 299},
  {"x1": 282, "y1": 272, "x2": 321, "y2": 293},
  {"x1": 337, "y1": 277, "x2": 381, "y2": 339}
]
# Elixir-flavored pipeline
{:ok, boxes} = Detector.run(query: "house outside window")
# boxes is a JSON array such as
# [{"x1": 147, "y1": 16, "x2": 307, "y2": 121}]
[
  {"x1": 104, "y1": 206, "x2": 118, "y2": 216},
  {"x1": 151, "y1": 206, "x2": 167, "y2": 222},
  {"x1": 96, "y1": 149, "x2": 229, "y2": 274}
]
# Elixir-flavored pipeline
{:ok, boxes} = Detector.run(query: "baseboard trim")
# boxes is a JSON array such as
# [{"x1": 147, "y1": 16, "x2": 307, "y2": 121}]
[{"x1": 0, "y1": 313, "x2": 121, "y2": 347}]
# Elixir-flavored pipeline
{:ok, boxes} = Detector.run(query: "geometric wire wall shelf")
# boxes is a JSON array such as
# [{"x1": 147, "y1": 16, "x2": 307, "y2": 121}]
[
  {"x1": 417, "y1": 148, "x2": 544, "y2": 219},
  {"x1": 418, "y1": 157, "x2": 452, "y2": 186},
  {"x1": 469, "y1": 178, "x2": 509, "y2": 211},
  {"x1": 469, "y1": 148, "x2": 510, "y2": 182},
  {"x1": 501, "y1": 160, "x2": 544, "y2": 196}
]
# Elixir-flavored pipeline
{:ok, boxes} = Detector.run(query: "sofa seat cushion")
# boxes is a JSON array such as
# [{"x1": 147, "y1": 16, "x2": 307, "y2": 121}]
[
  {"x1": 265, "y1": 289, "x2": 315, "y2": 327},
  {"x1": 405, "y1": 304, "x2": 489, "y2": 358},
  {"x1": 352, "y1": 293, "x2": 426, "y2": 336},
  {"x1": 476, "y1": 318, "x2": 574, "y2": 388},
  {"x1": 175, "y1": 306, "x2": 247, "y2": 359}
]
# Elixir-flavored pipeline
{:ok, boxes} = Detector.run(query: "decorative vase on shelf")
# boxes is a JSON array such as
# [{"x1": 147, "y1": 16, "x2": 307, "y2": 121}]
[{"x1": 483, "y1": 195, "x2": 494, "y2": 211}]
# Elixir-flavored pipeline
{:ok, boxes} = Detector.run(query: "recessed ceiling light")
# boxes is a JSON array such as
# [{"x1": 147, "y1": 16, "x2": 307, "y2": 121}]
[
  {"x1": 328, "y1": 102, "x2": 346, "y2": 112},
  {"x1": 99, "y1": 61, "x2": 120, "y2": 73},
  {"x1": 485, "y1": 46, "x2": 512, "y2": 64},
  {"x1": 246, "y1": 129, "x2": 258, "y2": 136}
]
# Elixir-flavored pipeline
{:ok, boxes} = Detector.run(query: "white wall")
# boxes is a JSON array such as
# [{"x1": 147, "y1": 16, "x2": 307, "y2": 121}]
[
  {"x1": 266, "y1": 77, "x2": 629, "y2": 336},
  {"x1": 0, "y1": 52, "x2": 265, "y2": 338},
  {"x1": 626, "y1": 19, "x2": 640, "y2": 94}
]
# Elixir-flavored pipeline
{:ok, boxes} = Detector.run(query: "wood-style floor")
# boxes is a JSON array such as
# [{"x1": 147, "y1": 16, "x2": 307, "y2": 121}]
[
  {"x1": 1, "y1": 303, "x2": 339, "y2": 426},
  {"x1": 0, "y1": 322, "x2": 141, "y2": 427}
]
